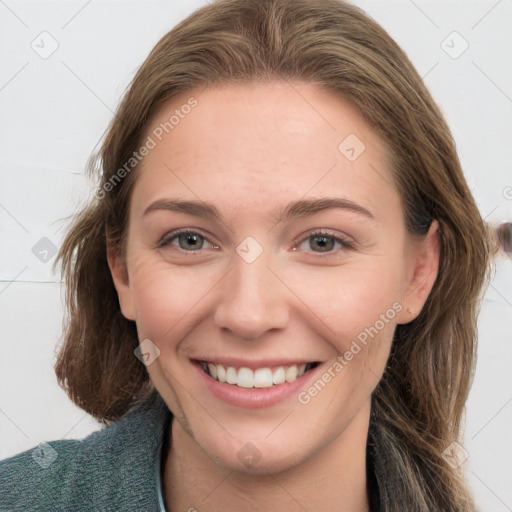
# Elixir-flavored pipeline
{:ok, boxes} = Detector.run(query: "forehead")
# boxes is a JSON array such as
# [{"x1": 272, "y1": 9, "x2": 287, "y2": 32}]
[{"x1": 132, "y1": 81, "x2": 399, "y2": 223}]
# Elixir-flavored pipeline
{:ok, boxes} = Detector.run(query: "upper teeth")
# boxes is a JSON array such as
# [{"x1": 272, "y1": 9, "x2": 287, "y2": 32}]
[{"x1": 202, "y1": 362, "x2": 312, "y2": 388}]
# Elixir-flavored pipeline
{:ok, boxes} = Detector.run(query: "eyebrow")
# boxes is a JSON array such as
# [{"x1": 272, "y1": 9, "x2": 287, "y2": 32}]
[{"x1": 143, "y1": 197, "x2": 375, "y2": 223}]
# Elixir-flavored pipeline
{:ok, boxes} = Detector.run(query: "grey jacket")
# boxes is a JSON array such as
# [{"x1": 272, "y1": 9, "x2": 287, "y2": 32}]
[{"x1": 0, "y1": 391, "x2": 171, "y2": 511}]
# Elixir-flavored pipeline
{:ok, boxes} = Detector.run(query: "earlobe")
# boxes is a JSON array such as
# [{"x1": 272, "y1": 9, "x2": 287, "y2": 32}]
[
  {"x1": 107, "y1": 240, "x2": 137, "y2": 321},
  {"x1": 396, "y1": 220, "x2": 440, "y2": 325}
]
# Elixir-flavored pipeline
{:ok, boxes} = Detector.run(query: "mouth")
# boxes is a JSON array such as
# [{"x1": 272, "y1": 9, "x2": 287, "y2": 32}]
[{"x1": 196, "y1": 360, "x2": 321, "y2": 389}]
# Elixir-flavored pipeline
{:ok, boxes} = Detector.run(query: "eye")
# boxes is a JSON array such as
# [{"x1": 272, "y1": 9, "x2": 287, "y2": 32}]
[
  {"x1": 158, "y1": 229, "x2": 219, "y2": 252},
  {"x1": 294, "y1": 230, "x2": 355, "y2": 256},
  {"x1": 157, "y1": 228, "x2": 355, "y2": 256}
]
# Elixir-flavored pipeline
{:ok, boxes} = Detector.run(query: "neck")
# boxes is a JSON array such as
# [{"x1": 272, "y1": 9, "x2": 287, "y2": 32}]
[{"x1": 164, "y1": 401, "x2": 372, "y2": 512}]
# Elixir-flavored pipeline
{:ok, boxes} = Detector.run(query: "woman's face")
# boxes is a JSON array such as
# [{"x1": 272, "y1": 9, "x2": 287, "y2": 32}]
[{"x1": 110, "y1": 81, "x2": 439, "y2": 474}]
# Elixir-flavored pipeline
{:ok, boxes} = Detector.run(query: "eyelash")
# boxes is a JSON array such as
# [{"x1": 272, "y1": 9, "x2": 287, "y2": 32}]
[{"x1": 157, "y1": 228, "x2": 356, "y2": 257}]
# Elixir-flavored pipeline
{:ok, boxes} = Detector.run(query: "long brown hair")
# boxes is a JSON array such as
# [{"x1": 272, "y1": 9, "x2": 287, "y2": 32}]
[{"x1": 54, "y1": 0, "x2": 496, "y2": 509}]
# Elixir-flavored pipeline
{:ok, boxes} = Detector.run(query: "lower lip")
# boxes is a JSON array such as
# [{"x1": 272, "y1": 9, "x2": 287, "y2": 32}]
[{"x1": 193, "y1": 361, "x2": 323, "y2": 409}]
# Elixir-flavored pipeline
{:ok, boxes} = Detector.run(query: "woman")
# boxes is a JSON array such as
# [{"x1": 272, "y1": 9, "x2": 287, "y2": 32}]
[{"x1": 0, "y1": 0, "x2": 496, "y2": 510}]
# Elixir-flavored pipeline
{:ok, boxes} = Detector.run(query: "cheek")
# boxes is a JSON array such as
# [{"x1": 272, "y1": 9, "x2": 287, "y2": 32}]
[
  {"x1": 289, "y1": 265, "x2": 400, "y2": 419},
  {"x1": 127, "y1": 256, "x2": 217, "y2": 342},
  {"x1": 283, "y1": 260, "x2": 403, "y2": 342},
  {"x1": 281, "y1": 261, "x2": 402, "y2": 395}
]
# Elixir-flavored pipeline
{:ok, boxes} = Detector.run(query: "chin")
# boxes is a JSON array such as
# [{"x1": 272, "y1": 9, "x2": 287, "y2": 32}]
[{"x1": 203, "y1": 434, "x2": 309, "y2": 476}]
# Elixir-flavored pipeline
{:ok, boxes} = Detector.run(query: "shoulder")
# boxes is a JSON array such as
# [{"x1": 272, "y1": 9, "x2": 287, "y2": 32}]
[{"x1": 0, "y1": 391, "x2": 171, "y2": 512}]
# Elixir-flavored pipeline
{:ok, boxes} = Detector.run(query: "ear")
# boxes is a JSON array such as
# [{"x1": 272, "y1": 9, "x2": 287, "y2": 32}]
[
  {"x1": 107, "y1": 237, "x2": 137, "y2": 321},
  {"x1": 396, "y1": 219, "x2": 440, "y2": 325}
]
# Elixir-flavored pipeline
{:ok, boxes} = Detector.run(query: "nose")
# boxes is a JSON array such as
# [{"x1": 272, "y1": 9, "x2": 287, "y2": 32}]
[{"x1": 213, "y1": 249, "x2": 290, "y2": 340}]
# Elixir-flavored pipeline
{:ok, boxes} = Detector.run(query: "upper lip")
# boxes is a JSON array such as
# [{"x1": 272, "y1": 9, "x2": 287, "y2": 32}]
[{"x1": 192, "y1": 357, "x2": 321, "y2": 370}]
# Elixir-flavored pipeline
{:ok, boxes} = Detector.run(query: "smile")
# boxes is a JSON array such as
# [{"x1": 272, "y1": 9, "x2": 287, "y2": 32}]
[{"x1": 198, "y1": 361, "x2": 320, "y2": 389}]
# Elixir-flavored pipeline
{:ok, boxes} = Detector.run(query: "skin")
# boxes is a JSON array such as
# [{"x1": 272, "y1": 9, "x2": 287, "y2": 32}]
[{"x1": 108, "y1": 81, "x2": 440, "y2": 511}]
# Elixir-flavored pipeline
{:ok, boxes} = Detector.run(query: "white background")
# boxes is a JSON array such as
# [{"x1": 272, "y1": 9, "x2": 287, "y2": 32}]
[{"x1": 1, "y1": 1, "x2": 511, "y2": 509}]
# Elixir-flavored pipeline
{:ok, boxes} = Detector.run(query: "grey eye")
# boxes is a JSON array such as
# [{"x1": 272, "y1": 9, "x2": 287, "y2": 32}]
[
  {"x1": 309, "y1": 234, "x2": 336, "y2": 252},
  {"x1": 177, "y1": 232, "x2": 204, "y2": 250},
  {"x1": 496, "y1": 222, "x2": 512, "y2": 257}
]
